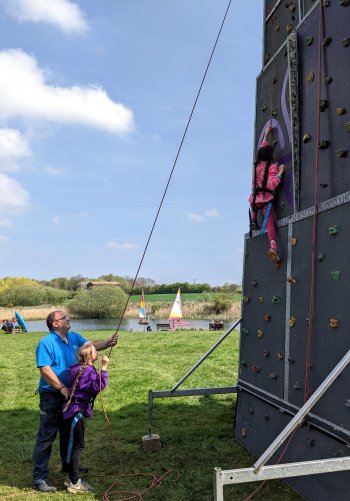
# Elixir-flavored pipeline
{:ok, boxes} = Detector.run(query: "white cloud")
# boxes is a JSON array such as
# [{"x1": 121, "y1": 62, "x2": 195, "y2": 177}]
[
  {"x1": 1, "y1": 0, "x2": 88, "y2": 34},
  {"x1": 0, "y1": 218, "x2": 13, "y2": 227},
  {"x1": 0, "y1": 173, "x2": 30, "y2": 215},
  {"x1": 205, "y1": 208, "x2": 220, "y2": 218},
  {"x1": 52, "y1": 212, "x2": 87, "y2": 225},
  {"x1": 45, "y1": 166, "x2": 64, "y2": 176},
  {"x1": 106, "y1": 241, "x2": 137, "y2": 250},
  {"x1": 52, "y1": 215, "x2": 62, "y2": 225},
  {"x1": 187, "y1": 213, "x2": 204, "y2": 223},
  {"x1": 0, "y1": 235, "x2": 10, "y2": 244},
  {"x1": 0, "y1": 128, "x2": 31, "y2": 171},
  {"x1": 0, "y1": 49, "x2": 134, "y2": 135}
]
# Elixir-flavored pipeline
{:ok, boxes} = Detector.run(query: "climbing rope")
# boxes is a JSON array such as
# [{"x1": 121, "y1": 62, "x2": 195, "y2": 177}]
[
  {"x1": 303, "y1": 0, "x2": 324, "y2": 403},
  {"x1": 108, "y1": 0, "x2": 233, "y2": 356}
]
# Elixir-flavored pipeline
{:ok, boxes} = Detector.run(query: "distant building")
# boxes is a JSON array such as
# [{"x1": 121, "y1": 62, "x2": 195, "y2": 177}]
[{"x1": 85, "y1": 281, "x2": 120, "y2": 290}]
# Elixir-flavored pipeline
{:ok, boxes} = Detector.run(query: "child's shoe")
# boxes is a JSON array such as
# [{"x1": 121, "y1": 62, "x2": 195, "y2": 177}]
[
  {"x1": 267, "y1": 248, "x2": 281, "y2": 266},
  {"x1": 67, "y1": 478, "x2": 94, "y2": 493},
  {"x1": 251, "y1": 222, "x2": 259, "y2": 231}
]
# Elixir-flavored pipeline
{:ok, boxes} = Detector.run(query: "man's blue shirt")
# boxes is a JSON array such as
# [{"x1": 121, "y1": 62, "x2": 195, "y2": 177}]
[{"x1": 36, "y1": 331, "x2": 88, "y2": 392}]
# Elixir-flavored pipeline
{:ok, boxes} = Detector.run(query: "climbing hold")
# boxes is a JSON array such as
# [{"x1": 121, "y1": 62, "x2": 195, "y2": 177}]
[
  {"x1": 272, "y1": 76, "x2": 277, "y2": 85},
  {"x1": 270, "y1": 372, "x2": 278, "y2": 379},
  {"x1": 331, "y1": 271, "x2": 340, "y2": 280},
  {"x1": 294, "y1": 381, "x2": 301, "y2": 389},
  {"x1": 306, "y1": 36, "x2": 314, "y2": 46},
  {"x1": 264, "y1": 414, "x2": 270, "y2": 421},
  {"x1": 306, "y1": 318, "x2": 310, "y2": 325},
  {"x1": 272, "y1": 108, "x2": 278, "y2": 117},
  {"x1": 287, "y1": 276, "x2": 296, "y2": 284},
  {"x1": 336, "y1": 107, "x2": 346, "y2": 115},
  {"x1": 241, "y1": 360, "x2": 247, "y2": 367},
  {"x1": 251, "y1": 279, "x2": 258, "y2": 288},
  {"x1": 303, "y1": 133, "x2": 311, "y2": 143},
  {"x1": 340, "y1": 0, "x2": 350, "y2": 5},
  {"x1": 322, "y1": 0, "x2": 331, "y2": 5},
  {"x1": 272, "y1": 140, "x2": 277, "y2": 147},
  {"x1": 253, "y1": 365, "x2": 261, "y2": 373},
  {"x1": 344, "y1": 122, "x2": 350, "y2": 134},
  {"x1": 337, "y1": 149, "x2": 348, "y2": 158},
  {"x1": 243, "y1": 295, "x2": 250, "y2": 303},
  {"x1": 291, "y1": 237, "x2": 298, "y2": 246},
  {"x1": 277, "y1": 352, "x2": 284, "y2": 360},
  {"x1": 330, "y1": 318, "x2": 339, "y2": 328},
  {"x1": 242, "y1": 327, "x2": 249, "y2": 336},
  {"x1": 329, "y1": 226, "x2": 339, "y2": 235},
  {"x1": 324, "y1": 76, "x2": 333, "y2": 85},
  {"x1": 272, "y1": 295, "x2": 280, "y2": 304},
  {"x1": 264, "y1": 314, "x2": 271, "y2": 321},
  {"x1": 265, "y1": 52, "x2": 270, "y2": 63},
  {"x1": 320, "y1": 183, "x2": 328, "y2": 188},
  {"x1": 287, "y1": 2, "x2": 297, "y2": 12},
  {"x1": 319, "y1": 100, "x2": 328, "y2": 111},
  {"x1": 307, "y1": 71, "x2": 314, "y2": 82},
  {"x1": 258, "y1": 297, "x2": 264, "y2": 303},
  {"x1": 248, "y1": 405, "x2": 254, "y2": 415},
  {"x1": 288, "y1": 356, "x2": 295, "y2": 364},
  {"x1": 319, "y1": 140, "x2": 329, "y2": 149},
  {"x1": 263, "y1": 350, "x2": 269, "y2": 357},
  {"x1": 241, "y1": 428, "x2": 247, "y2": 437},
  {"x1": 345, "y1": 400, "x2": 350, "y2": 408},
  {"x1": 317, "y1": 252, "x2": 325, "y2": 261},
  {"x1": 275, "y1": 24, "x2": 280, "y2": 32},
  {"x1": 286, "y1": 23, "x2": 293, "y2": 34},
  {"x1": 280, "y1": 201, "x2": 286, "y2": 209},
  {"x1": 257, "y1": 329, "x2": 263, "y2": 338},
  {"x1": 307, "y1": 437, "x2": 316, "y2": 446},
  {"x1": 323, "y1": 37, "x2": 332, "y2": 46},
  {"x1": 342, "y1": 38, "x2": 350, "y2": 47},
  {"x1": 289, "y1": 316, "x2": 297, "y2": 327},
  {"x1": 262, "y1": 104, "x2": 267, "y2": 112}
]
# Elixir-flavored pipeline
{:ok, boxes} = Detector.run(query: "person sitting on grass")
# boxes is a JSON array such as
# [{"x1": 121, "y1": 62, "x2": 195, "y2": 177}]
[
  {"x1": 32, "y1": 310, "x2": 118, "y2": 493},
  {"x1": 248, "y1": 126, "x2": 286, "y2": 266},
  {"x1": 61, "y1": 343, "x2": 109, "y2": 493}
]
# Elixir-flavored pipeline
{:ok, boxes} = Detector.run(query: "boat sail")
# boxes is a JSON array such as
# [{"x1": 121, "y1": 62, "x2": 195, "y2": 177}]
[
  {"x1": 168, "y1": 288, "x2": 191, "y2": 329},
  {"x1": 138, "y1": 290, "x2": 149, "y2": 324}
]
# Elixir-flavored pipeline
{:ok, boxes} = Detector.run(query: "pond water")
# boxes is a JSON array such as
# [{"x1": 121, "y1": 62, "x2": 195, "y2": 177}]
[{"x1": 22, "y1": 318, "x2": 236, "y2": 333}]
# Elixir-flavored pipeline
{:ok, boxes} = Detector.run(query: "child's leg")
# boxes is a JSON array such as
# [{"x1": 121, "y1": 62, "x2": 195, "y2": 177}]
[
  {"x1": 250, "y1": 204, "x2": 258, "y2": 223},
  {"x1": 69, "y1": 419, "x2": 85, "y2": 485},
  {"x1": 262, "y1": 204, "x2": 277, "y2": 249}
]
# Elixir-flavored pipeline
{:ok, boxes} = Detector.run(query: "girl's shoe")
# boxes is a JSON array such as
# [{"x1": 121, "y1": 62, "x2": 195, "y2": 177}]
[
  {"x1": 67, "y1": 478, "x2": 94, "y2": 493},
  {"x1": 267, "y1": 248, "x2": 281, "y2": 265}
]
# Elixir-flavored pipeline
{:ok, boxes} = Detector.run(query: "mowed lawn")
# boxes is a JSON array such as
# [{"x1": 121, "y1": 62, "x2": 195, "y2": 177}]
[{"x1": 0, "y1": 330, "x2": 301, "y2": 501}]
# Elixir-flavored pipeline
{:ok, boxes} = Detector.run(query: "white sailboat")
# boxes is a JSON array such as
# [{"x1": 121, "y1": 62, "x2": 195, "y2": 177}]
[
  {"x1": 168, "y1": 288, "x2": 191, "y2": 329},
  {"x1": 138, "y1": 290, "x2": 149, "y2": 325}
]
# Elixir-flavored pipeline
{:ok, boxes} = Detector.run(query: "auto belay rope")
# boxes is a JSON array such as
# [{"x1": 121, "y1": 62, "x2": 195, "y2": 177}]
[{"x1": 66, "y1": 412, "x2": 84, "y2": 464}]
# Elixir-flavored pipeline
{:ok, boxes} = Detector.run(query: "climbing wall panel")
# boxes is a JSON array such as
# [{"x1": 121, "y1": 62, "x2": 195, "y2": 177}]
[
  {"x1": 241, "y1": 226, "x2": 287, "y2": 398},
  {"x1": 298, "y1": 3, "x2": 350, "y2": 210},
  {"x1": 235, "y1": 390, "x2": 350, "y2": 501},
  {"x1": 255, "y1": 49, "x2": 294, "y2": 220},
  {"x1": 264, "y1": 2, "x2": 300, "y2": 65},
  {"x1": 302, "y1": 0, "x2": 318, "y2": 18}
]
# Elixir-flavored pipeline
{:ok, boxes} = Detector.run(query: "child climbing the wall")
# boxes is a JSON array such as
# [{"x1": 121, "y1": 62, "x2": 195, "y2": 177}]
[
  {"x1": 61, "y1": 343, "x2": 109, "y2": 493},
  {"x1": 249, "y1": 126, "x2": 285, "y2": 265}
]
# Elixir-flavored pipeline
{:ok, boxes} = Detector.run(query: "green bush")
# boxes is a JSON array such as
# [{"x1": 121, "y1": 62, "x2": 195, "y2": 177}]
[
  {"x1": 68, "y1": 286, "x2": 127, "y2": 319},
  {"x1": 203, "y1": 292, "x2": 233, "y2": 315},
  {"x1": 0, "y1": 285, "x2": 70, "y2": 306}
]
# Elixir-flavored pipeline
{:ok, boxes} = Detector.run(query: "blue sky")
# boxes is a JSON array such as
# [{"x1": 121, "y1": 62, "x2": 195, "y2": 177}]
[{"x1": 0, "y1": 0, "x2": 263, "y2": 285}]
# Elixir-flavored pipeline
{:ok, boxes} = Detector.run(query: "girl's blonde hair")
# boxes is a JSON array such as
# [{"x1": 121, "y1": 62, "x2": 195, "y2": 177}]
[{"x1": 63, "y1": 342, "x2": 95, "y2": 412}]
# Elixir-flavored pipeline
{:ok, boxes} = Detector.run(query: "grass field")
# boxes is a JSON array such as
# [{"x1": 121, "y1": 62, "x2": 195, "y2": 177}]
[
  {"x1": 128, "y1": 292, "x2": 241, "y2": 304},
  {"x1": 0, "y1": 329, "x2": 301, "y2": 501}
]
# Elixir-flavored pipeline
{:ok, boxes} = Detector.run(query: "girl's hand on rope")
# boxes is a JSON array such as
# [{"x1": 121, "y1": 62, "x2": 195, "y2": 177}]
[
  {"x1": 278, "y1": 164, "x2": 286, "y2": 175},
  {"x1": 265, "y1": 126, "x2": 273, "y2": 135},
  {"x1": 101, "y1": 355, "x2": 109, "y2": 370}
]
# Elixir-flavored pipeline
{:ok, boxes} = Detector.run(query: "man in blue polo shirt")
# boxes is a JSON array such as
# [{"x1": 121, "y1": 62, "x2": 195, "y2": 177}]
[{"x1": 32, "y1": 310, "x2": 118, "y2": 492}]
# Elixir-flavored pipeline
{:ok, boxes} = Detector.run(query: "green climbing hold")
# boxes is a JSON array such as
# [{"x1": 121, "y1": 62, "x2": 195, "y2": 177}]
[
  {"x1": 319, "y1": 100, "x2": 328, "y2": 111},
  {"x1": 272, "y1": 108, "x2": 278, "y2": 117},
  {"x1": 306, "y1": 36, "x2": 314, "y2": 46},
  {"x1": 329, "y1": 226, "x2": 339, "y2": 235},
  {"x1": 272, "y1": 295, "x2": 281, "y2": 304},
  {"x1": 262, "y1": 104, "x2": 267, "y2": 112},
  {"x1": 331, "y1": 271, "x2": 340, "y2": 280},
  {"x1": 343, "y1": 38, "x2": 350, "y2": 47},
  {"x1": 337, "y1": 149, "x2": 347, "y2": 158},
  {"x1": 323, "y1": 37, "x2": 332, "y2": 46}
]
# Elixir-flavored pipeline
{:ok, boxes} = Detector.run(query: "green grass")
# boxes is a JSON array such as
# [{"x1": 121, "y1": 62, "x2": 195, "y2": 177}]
[
  {"x1": 128, "y1": 292, "x2": 240, "y2": 304},
  {"x1": 0, "y1": 330, "x2": 301, "y2": 500}
]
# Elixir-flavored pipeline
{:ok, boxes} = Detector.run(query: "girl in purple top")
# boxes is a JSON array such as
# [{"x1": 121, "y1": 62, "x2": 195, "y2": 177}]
[
  {"x1": 249, "y1": 126, "x2": 285, "y2": 265},
  {"x1": 61, "y1": 342, "x2": 109, "y2": 493}
]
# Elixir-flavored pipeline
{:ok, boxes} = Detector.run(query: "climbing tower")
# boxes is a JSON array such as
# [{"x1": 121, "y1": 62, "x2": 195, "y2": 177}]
[{"x1": 235, "y1": 1, "x2": 350, "y2": 499}]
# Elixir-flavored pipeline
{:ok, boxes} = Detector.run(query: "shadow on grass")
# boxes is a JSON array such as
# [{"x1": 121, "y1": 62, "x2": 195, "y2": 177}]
[{"x1": 0, "y1": 397, "x2": 301, "y2": 500}]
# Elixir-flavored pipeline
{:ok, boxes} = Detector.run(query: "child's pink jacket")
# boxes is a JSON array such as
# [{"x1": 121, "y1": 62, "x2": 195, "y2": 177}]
[{"x1": 248, "y1": 141, "x2": 282, "y2": 204}]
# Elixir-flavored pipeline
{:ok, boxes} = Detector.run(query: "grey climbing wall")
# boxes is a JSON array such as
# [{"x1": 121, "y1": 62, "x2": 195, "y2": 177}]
[{"x1": 235, "y1": 1, "x2": 350, "y2": 499}]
